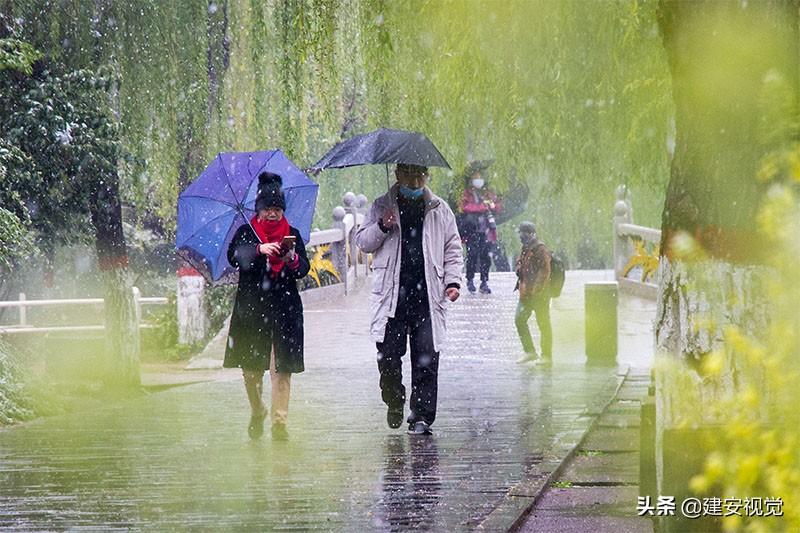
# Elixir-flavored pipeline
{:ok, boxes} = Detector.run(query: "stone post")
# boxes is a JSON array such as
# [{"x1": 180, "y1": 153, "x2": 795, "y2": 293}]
[
  {"x1": 132, "y1": 286, "x2": 142, "y2": 333},
  {"x1": 331, "y1": 206, "x2": 348, "y2": 294},
  {"x1": 177, "y1": 265, "x2": 206, "y2": 345},
  {"x1": 613, "y1": 186, "x2": 632, "y2": 281},
  {"x1": 343, "y1": 192, "x2": 358, "y2": 279},
  {"x1": 585, "y1": 281, "x2": 618, "y2": 364},
  {"x1": 18, "y1": 293, "x2": 26, "y2": 327},
  {"x1": 356, "y1": 194, "x2": 369, "y2": 276}
]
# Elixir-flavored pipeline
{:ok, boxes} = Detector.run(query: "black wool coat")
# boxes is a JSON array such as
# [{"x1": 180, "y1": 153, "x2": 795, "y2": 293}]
[{"x1": 223, "y1": 223, "x2": 310, "y2": 373}]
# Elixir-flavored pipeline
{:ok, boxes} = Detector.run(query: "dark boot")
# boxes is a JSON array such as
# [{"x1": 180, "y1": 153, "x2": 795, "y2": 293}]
[{"x1": 387, "y1": 406, "x2": 404, "y2": 429}]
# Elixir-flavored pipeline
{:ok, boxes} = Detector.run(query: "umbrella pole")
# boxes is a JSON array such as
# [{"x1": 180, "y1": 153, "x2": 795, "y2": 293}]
[
  {"x1": 241, "y1": 207, "x2": 263, "y2": 244},
  {"x1": 385, "y1": 164, "x2": 390, "y2": 191}
]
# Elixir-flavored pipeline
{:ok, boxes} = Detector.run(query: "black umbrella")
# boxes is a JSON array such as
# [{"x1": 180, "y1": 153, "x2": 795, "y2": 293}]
[{"x1": 311, "y1": 128, "x2": 450, "y2": 187}]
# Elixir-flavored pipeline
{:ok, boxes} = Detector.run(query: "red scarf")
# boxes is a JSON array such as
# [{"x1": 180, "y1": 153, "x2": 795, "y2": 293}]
[{"x1": 251, "y1": 215, "x2": 291, "y2": 275}]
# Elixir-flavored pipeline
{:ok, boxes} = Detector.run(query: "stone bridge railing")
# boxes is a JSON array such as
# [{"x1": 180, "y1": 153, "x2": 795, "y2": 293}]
[{"x1": 613, "y1": 185, "x2": 661, "y2": 299}]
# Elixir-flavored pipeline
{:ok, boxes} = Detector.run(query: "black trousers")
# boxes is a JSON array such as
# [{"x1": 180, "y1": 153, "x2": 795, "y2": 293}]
[
  {"x1": 376, "y1": 307, "x2": 440, "y2": 425},
  {"x1": 465, "y1": 232, "x2": 491, "y2": 282}
]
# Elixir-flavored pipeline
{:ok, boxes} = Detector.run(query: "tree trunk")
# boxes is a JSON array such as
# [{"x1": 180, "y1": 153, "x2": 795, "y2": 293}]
[
  {"x1": 655, "y1": 0, "x2": 798, "y2": 518},
  {"x1": 90, "y1": 164, "x2": 140, "y2": 388},
  {"x1": 658, "y1": 0, "x2": 799, "y2": 258},
  {"x1": 88, "y1": 0, "x2": 139, "y2": 388}
]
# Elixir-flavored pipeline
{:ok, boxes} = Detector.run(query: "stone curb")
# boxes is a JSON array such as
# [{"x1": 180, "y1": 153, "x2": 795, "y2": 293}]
[{"x1": 477, "y1": 365, "x2": 632, "y2": 531}]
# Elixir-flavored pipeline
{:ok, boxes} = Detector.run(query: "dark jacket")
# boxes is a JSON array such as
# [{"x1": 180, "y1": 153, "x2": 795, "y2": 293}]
[{"x1": 223, "y1": 223, "x2": 310, "y2": 373}]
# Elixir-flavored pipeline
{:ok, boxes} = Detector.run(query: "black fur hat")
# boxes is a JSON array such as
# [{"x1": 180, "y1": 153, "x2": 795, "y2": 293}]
[{"x1": 255, "y1": 171, "x2": 285, "y2": 211}]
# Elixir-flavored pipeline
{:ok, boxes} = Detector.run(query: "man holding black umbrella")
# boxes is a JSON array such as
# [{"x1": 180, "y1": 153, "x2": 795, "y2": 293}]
[{"x1": 355, "y1": 163, "x2": 463, "y2": 435}]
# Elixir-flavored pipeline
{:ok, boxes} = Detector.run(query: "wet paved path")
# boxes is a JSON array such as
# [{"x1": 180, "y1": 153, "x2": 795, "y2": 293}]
[{"x1": 0, "y1": 271, "x2": 654, "y2": 530}]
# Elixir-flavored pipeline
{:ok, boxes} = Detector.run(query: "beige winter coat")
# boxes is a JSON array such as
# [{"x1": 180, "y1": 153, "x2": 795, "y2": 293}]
[{"x1": 354, "y1": 184, "x2": 463, "y2": 351}]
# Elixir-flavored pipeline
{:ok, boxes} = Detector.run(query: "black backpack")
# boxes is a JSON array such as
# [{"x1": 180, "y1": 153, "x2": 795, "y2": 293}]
[{"x1": 548, "y1": 252, "x2": 566, "y2": 298}]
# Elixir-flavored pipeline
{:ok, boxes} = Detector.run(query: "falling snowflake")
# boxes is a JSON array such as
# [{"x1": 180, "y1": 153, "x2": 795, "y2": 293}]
[{"x1": 54, "y1": 124, "x2": 74, "y2": 145}]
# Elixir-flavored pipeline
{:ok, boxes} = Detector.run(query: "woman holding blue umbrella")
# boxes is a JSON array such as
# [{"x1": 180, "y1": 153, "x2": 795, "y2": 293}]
[{"x1": 223, "y1": 171, "x2": 310, "y2": 441}]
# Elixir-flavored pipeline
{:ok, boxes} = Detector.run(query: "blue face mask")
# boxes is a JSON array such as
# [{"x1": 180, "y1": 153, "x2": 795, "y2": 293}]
[{"x1": 399, "y1": 185, "x2": 424, "y2": 199}]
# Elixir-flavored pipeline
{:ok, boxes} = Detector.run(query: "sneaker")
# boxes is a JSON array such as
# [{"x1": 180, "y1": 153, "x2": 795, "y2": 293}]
[
  {"x1": 387, "y1": 406, "x2": 404, "y2": 429},
  {"x1": 516, "y1": 352, "x2": 539, "y2": 364},
  {"x1": 467, "y1": 279, "x2": 477, "y2": 293},
  {"x1": 248, "y1": 411, "x2": 266, "y2": 440},
  {"x1": 535, "y1": 357, "x2": 553, "y2": 367},
  {"x1": 479, "y1": 281, "x2": 492, "y2": 294},
  {"x1": 407, "y1": 421, "x2": 433, "y2": 435},
  {"x1": 271, "y1": 422, "x2": 289, "y2": 441}
]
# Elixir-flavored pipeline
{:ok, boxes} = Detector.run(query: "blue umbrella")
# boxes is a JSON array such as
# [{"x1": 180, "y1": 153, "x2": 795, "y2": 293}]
[{"x1": 176, "y1": 150, "x2": 318, "y2": 283}]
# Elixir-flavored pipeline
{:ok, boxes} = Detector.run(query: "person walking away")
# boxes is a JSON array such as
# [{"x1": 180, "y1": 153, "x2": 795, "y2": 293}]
[
  {"x1": 355, "y1": 163, "x2": 463, "y2": 435},
  {"x1": 459, "y1": 170, "x2": 502, "y2": 294},
  {"x1": 223, "y1": 171, "x2": 310, "y2": 440},
  {"x1": 514, "y1": 221, "x2": 553, "y2": 364}
]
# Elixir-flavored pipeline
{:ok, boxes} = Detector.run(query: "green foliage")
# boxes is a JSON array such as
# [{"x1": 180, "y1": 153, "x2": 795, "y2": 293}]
[
  {"x1": 0, "y1": 139, "x2": 38, "y2": 271},
  {"x1": 0, "y1": 206, "x2": 36, "y2": 272},
  {"x1": 1, "y1": 41, "x2": 122, "y2": 249},
  {"x1": 6, "y1": 0, "x2": 671, "y2": 264},
  {"x1": 204, "y1": 284, "x2": 235, "y2": 336},
  {"x1": 0, "y1": 338, "x2": 34, "y2": 425},
  {"x1": 0, "y1": 38, "x2": 41, "y2": 74},
  {"x1": 358, "y1": 0, "x2": 671, "y2": 263},
  {"x1": 150, "y1": 292, "x2": 179, "y2": 350}
]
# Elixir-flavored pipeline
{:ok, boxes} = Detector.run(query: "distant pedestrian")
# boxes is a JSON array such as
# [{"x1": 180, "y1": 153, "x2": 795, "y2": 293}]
[
  {"x1": 355, "y1": 163, "x2": 463, "y2": 435},
  {"x1": 459, "y1": 168, "x2": 503, "y2": 294},
  {"x1": 514, "y1": 221, "x2": 553, "y2": 364},
  {"x1": 223, "y1": 172, "x2": 309, "y2": 440}
]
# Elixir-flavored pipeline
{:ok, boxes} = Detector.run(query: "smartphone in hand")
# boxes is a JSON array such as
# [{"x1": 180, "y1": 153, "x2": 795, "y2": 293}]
[{"x1": 280, "y1": 235, "x2": 297, "y2": 253}]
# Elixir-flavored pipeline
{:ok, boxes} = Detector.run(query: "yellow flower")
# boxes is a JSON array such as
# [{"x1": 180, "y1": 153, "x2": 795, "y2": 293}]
[
  {"x1": 741, "y1": 386, "x2": 759, "y2": 409},
  {"x1": 756, "y1": 152, "x2": 779, "y2": 182},
  {"x1": 706, "y1": 452, "x2": 726, "y2": 481},
  {"x1": 702, "y1": 350, "x2": 725, "y2": 377},
  {"x1": 690, "y1": 474, "x2": 710, "y2": 494},
  {"x1": 722, "y1": 514, "x2": 741, "y2": 532},
  {"x1": 735, "y1": 455, "x2": 760, "y2": 488}
]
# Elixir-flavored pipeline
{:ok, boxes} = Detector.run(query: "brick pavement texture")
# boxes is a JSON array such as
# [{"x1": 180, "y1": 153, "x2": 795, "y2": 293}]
[{"x1": 518, "y1": 369, "x2": 654, "y2": 533}]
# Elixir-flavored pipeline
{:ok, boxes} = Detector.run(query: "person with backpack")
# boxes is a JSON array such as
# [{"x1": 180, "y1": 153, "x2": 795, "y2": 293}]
[{"x1": 514, "y1": 221, "x2": 555, "y2": 364}]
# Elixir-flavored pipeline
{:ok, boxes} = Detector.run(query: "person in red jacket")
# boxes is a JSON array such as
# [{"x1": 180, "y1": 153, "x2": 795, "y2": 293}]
[{"x1": 459, "y1": 169, "x2": 503, "y2": 294}]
